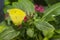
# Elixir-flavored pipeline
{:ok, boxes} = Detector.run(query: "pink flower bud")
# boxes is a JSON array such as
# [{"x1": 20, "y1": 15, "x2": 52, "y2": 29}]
[
  {"x1": 38, "y1": 5, "x2": 44, "y2": 13},
  {"x1": 34, "y1": 4, "x2": 44, "y2": 13},
  {"x1": 34, "y1": 4, "x2": 39, "y2": 11}
]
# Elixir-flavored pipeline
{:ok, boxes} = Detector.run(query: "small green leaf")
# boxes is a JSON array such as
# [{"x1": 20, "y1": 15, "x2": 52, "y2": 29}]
[
  {"x1": 55, "y1": 29, "x2": 60, "y2": 34},
  {"x1": 4, "y1": 5, "x2": 13, "y2": 14},
  {"x1": 0, "y1": 22, "x2": 7, "y2": 33},
  {"x1": 27, "y1": 28, "x2": 34, "y2": 37},
  {"x1": 45, "y1": 0, "x2": 57, "y2": 6},
  {"x1": 0, "y1": 25, "x2": 7, "y2": 33},
  {"x1": 38, "y1": 34, "x2": 43, "y2": 40},
  {"x1": 43, "y1": 37, "x2": 49, "y2": 40},
  {"x1": 5, "y1": 0, "x2": 10, "y2": 5},
  {"x1": 52, "y1": 34, "x2": 60, "y2": 40}
]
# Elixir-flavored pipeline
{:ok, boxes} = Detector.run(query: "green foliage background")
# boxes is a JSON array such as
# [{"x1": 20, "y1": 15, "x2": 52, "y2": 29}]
[{"x1": 0, "y1": 0, "x2": 60, "y2": 40}]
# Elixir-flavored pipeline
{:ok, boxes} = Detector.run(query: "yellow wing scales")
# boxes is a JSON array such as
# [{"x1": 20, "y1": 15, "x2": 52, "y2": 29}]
[{"x1": 8, "y1": 9, "x2": 26, "y2": 25}]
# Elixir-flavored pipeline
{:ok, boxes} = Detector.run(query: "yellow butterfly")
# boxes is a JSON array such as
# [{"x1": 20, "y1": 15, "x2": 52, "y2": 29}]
[{"x1": 7, "y1": 8, "x2": 26, "y2": 25}]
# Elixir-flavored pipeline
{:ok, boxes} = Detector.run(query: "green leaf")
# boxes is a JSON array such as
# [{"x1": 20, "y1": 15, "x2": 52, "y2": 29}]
[
  {"x1": 4, "y1": 5, "x2": 13, "y2": 14},
  {"x1": 52, "y1": 34, "x2": 60, "y2": 40},
  {"x1": 0, "y1": 25, "x2": 7, "y2": 33},
  {"x1": 43, "y1": 37, "x2": 49, "y2": 40},
  {"x1": 55, "y1": 29, "x2": 60, "y2": 34},
  {"x1": 0, "y1": 26, "x2": 20, "y2": 40},
  {"x1": 12, "y1": 0, "x2": 35, "y2": 15},
  {"x1": 0, "y1": 22, "x2": 7, "y2": 33},
  {"x1": 34, "y1": 20, "x2": 55, "y2": 38},
  {"x1": 41, "y1": 3, "x2": 60, "y2": 21},
  {"x1": 4, "y1": 0, "x2": 10, "y2": 5},
  {"x1": 52, "y1": 39, "x2": 60, "y2": 40},
  {"x1": 38, "y1": 34, "x2": 43, "y2": 40},
  {"x1": 27, "y1": 28, "x2": 34, "y2": 37},
  {"x1": 45, "y1": 0, "x2": 57, "y2": 6}
]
